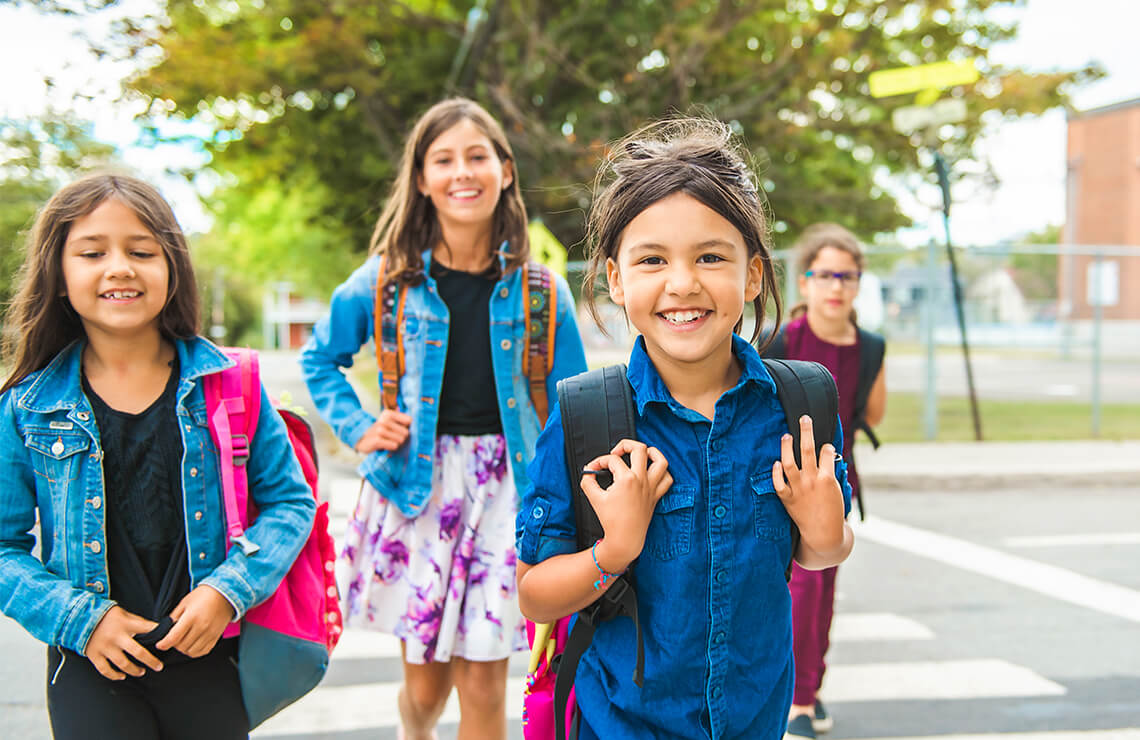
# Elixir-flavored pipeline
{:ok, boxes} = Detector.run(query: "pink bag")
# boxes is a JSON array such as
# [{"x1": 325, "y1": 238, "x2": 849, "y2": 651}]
[
  {"x1": 523, "y1": 617, "x2": 576, "y2": 740},
  {"x1": 204, "y1": 348, "x2": 342, "y2": 728}
]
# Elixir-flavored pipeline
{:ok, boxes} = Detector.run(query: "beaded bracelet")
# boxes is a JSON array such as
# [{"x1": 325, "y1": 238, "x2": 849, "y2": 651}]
[{"x1": 591, "y1": 539, "x2": 622, "y2": 590}]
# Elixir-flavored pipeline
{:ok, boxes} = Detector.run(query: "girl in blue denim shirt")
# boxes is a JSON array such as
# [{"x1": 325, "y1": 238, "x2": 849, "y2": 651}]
[
  {"x1": 516, "y1": 119, "x2": 855, "y2": 739},
  {"x1": 301, "y1": 98, "x2": 587, "y2": 740},
  {"x1": 0, "y1": 174, "x2": 314, "y2": 739}
]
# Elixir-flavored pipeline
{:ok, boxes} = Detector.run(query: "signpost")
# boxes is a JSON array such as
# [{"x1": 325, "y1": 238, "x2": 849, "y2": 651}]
[{"x1": 872, "y1": 60, "x2": 984, "y2": 441}]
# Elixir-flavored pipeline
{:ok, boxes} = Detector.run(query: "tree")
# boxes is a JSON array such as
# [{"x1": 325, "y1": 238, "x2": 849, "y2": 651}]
[
  {"x1": 51, "y1": 0, "x2": 1101, "y2": 295},
  {"x1": 0, "y1": 114, "x2": 117, "y2": 307}
]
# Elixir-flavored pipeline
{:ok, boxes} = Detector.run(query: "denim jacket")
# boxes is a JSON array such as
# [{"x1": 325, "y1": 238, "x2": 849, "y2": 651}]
[
  {"x1": 300, "y1": 247, "x2": 588, "y2": 517},
  {"x1": 0, "y1": 337, "x2": 315, "y2": 655}
]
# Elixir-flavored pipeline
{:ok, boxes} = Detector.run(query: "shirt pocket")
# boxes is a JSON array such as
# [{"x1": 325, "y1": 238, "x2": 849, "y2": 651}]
[
  {"x1": 25, "y1": 432, "x2": 90, "y2": 486},
  {"x1": 644, "y1": 484, "x2": 696, "y2": 561},
  {"x1": 751, "y1": 470, "x2": 791, "y2": 542}
]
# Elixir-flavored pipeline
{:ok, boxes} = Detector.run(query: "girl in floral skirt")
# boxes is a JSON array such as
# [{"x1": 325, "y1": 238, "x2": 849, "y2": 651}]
[{"x1": 301, "y1": 98, "x2": 587, "y2": 739}]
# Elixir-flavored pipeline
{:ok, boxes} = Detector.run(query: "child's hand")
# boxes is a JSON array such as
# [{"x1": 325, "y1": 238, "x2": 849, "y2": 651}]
[
  {"x1": 773, "y1": 415, "x2": 847, "y2": 557},
  {"x1": 579, "y1": 439, "x2": 673, "y2": 573},
  {"x1": 155, "y1": 585, "x2": 235, "y2": 658},
  {"x1": 354, "y1": 410, "x2": 412, "y2": 453},
  {"x1": 84, "y1": 606, "x2": 164, "y2": 679}
]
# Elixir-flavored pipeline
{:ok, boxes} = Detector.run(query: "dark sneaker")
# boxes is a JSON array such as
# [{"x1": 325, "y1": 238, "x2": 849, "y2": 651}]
[
  {"x1": 786, "y1": 714, "x2": 816, "y2": 740},
  {"x1": 812, "y1": 699, "x2": 833, "y2": 734}
]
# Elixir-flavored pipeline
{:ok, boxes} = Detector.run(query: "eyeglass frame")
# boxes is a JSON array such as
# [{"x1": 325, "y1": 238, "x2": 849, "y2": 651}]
[{"x1": 803, "y1": 269, "x2": 862, "y2": 288}]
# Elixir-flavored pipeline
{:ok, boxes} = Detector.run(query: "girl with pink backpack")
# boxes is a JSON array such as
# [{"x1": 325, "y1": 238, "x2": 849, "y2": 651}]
[{"x1": 0, "y1": 174, "x2": 315, "y2": 739}]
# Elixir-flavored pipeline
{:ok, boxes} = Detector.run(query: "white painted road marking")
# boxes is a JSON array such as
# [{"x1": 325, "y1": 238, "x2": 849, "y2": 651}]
[
  {"x1": 824, "y1": 658, "x2": 1065, "y2": 702},
  {"x1": 854, "y1": 516, "x2": 1140, "y2": 624},
  {"x1": 1004, "y1": 532, "x2": 1140, "y2": 548},
  {"x1": 832, "y1": 612, "x2": 935, "y2": 641}
]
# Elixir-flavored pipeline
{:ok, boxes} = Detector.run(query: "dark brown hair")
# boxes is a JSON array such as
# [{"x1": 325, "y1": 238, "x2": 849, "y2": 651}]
[
  {"x1": 369, "y1": 97, "x2": 529, "y2": 284},
  {"x1": 789, "y1": 222, "x2": 865, "y2": 321},
  {"x1": 581, "y1": 117, "x2": 781, "y2": 345},
  {"x1": 2, "y1": 173, "x2": 200, "y2": 393}
]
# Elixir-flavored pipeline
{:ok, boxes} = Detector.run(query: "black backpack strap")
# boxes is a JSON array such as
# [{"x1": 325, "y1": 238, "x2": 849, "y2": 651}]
[
  {"x1": 762, "y1": 358, "x2": 839, "y2": 578},
  {"x1": 853, "y1": 328, "x2": 885, "y2": 450},
  {"x1": 757, "y1": 325, "x2": 787, "y2": 359},
  {"x1": 554, "y1": 365, "x2": 644, "y2": 740}
]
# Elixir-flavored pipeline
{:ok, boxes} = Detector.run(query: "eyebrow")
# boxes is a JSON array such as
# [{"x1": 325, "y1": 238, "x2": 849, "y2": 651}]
[
  {"x1": 427, "y1": 144, "x2": 490, "y2": 157},
  {"x1": 66, "y1": 233, "x2": 157, "y2": 245},
  {"x1": 626, "y1": 238, "x2": 738, "y2": 253}
]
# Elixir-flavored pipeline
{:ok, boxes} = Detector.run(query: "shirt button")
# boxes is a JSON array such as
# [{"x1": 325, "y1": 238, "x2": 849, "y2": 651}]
[
  {"x1": 199, "y1": 552, "x2": 207, "y2": 561},
  {"x1": 51, "y1": 440, "x2": 64, "y2": 456},
  {"x1": 714, "y1": 504, "x2": 727, "y2": 518},
  {"x1": 716, "y1": 570, "x2": 727, "y2": 584},
  {"x1": 515, "y1": 452, "x2": 523, "y2": 463},
  {"x1": 90, "y1": 496, "x2": 102, "y2": 509},
  {"x1": 714, "y1": 632, "x2": 726, "y2": 644},
  {"x1": 77, "y1": 412, "x2": 90, "y2": 421},
  {"x1": 185, "y1": 425, "x2": 192, "y2": 432},
  {"x1": 507, "y1": 398, "x2": 516, "y2": 409},
  {"x1": 533, "y1": 507, "x2": 545, "y2": 519},
  {"x1": 712, "y1": 439, "x2": 724, "y2": 452},
  {"x1": 190, "y1": 467, "x2": 198, "y2": 477},
  {"x1": 89, "y1": 541, "x2": 101, "y2": 554},
  {"x1": 712, "y1": 686, "x2": 723, "y2": 699},
  {"x1": 500, "y1": 287, "x2": 509, "y2": 298},
  {"x1": 92, "y1": 582, "x2": 104, "y2": 593},
  {"x1": 501, "y1": 339, "x2": 512, "y2": 351},
  {"x1": 194, "y1": 511, "x2": 203, "y2": 521}
]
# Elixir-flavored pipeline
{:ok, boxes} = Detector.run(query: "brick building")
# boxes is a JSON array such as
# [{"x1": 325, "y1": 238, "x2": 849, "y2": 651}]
[{"x1": 1064, "y1": 97, "x2": 1140, "y2": 320}]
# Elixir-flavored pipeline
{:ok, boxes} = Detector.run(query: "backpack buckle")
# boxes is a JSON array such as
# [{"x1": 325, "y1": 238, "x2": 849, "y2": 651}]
[{"x1": 231, "y1": 434, "x2": 250, "y2": 466}]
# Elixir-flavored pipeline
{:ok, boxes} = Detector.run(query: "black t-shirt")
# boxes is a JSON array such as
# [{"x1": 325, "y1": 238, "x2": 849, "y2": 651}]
[
  {"x1": 430, "y1": 260, "x2": 503, "y2": 436},
  {"x1": 84, "y1": 360, "x2": 190, "y2": 622}
]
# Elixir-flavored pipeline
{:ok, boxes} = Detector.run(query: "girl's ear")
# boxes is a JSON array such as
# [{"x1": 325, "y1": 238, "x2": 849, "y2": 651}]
[
  {"x1": 796, "y1": 272, "x2": 810, "y2": 300},
  {"x1": 605, "y1": 257, "x2": 625, "y2": 307},
  {"x1": 744, "y1": 253, "x2": 764, "y2": 302},
  {"x1": 501, "y1": 157, "x2": 514, "y2": 190},
  {"x1": 416, "y1": 171, "x2": 427, "y2": 197}
]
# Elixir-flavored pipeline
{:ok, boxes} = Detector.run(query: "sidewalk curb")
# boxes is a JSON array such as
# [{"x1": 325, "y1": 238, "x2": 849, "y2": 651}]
[{"x1": 860, "y1": 470, "x2": 1137, "y2": 491}]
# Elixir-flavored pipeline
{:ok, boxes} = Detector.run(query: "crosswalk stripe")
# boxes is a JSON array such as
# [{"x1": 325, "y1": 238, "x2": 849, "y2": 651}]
[
  {"x1": 856, "y1": 732, "x2": 1140, "y2": 740},
  {"x1": 831, "y1": 612, "x2": 935, "y2": 641},
  {"x1": 1004, "y1": 532, "x2": 1140, "y2": 548},
  {"x1": 823, "y1": 658, "x2": 1065, "y2": 702}
]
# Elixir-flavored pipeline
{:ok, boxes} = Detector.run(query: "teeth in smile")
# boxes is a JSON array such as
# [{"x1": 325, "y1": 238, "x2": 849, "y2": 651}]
[
  {"x1": 662, "y1": 310, "x2": 706, "y2": 324},
  {"x1": 450, "y1": 189, "x2": 480, "y2": 198},
  {"x1": 103, "y1": 291, "x2": 140, "y2": 299}
]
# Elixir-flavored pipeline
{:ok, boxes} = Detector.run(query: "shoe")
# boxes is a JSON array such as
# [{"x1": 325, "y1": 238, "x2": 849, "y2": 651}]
[
  {"x1": 785, "y1": 713, "x2": 816, "y2": 740},
  {"x1": 812, "y1": 699, "x2": 833, "y2": 734}
]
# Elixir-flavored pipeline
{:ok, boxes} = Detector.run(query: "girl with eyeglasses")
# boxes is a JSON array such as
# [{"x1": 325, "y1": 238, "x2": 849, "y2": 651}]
[{"x1": 762, "y1": 222, "x2": 886, "y2": 740}]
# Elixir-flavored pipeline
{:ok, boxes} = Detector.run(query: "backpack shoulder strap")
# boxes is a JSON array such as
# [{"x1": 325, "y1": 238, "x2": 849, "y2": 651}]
[
  {"x1": 373, "y1": 255, "x2": 406, "y2": 412},
  {"x1": 204, "y1": 347, "x2": 263, "y2": 557},
  {"x1": 761, "y1": 358, "x2": 839, "y2": 578},
  {"x1": 758, "y1": 324, "x2": 788, "y2": 359},
  {"x1": 853, "y1": 327, "x2": 885, "y2": 449},
  {"x1": 556, "y1": 364, "x2": 635, "y2": 550},
  {"x1": 522, "y1": 262, "x2": 557, "y2": 426}
]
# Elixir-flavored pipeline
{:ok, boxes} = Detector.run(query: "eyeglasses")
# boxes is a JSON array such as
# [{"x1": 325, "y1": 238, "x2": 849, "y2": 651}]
[{"x1": 805, "y1": 270, "x2": 861, "y2": 288}]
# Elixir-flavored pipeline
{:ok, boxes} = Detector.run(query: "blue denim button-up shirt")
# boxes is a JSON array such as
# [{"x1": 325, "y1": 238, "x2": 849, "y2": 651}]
[
  {"x1": 517, "y1": 334, "x2": 851, "y2": 740},
  {"x1": 300, "y1": 247, "x2": 588, "y2": 517},
  {"x1": 0, "y1": 337, "x2": 315, "y2": 655}
]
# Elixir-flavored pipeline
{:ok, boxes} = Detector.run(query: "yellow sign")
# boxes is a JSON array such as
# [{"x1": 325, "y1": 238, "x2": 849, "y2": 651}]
[
  {"x1": 868, "y1": 60, "x2": 979, "y2": 99},
  {"x1": 528, "y1": 220, "x2": 568, "y2": 277}
]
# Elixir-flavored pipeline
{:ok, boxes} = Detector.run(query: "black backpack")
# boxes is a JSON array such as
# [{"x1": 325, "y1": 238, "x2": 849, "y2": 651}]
[
  {"x1": 550, "y1": 359, "x2": 838, "y2": 739},
  {"x1": 762, "y1": 326, "x2": 884, "y2": 519}
]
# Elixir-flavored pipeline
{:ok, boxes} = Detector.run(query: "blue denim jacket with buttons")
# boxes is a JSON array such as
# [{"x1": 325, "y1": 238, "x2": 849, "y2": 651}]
[
  {"x1": 517, "y1": 334, "x2": 851, "y2": 739},
  {"x1": 300, "y1": 247, "x2": 588, "y2": 518},
  {"x1": 0, "y1": 337, "x2": 315, "y2": 655}
]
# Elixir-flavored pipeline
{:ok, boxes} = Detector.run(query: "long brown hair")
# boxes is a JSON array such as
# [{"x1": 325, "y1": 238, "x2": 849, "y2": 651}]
[
  {"x1": 1, "y1": 173, "x2": 200, "y2": 394},
  {"x1": 788, "y1": 222, "x2": 865, "y2": 322},
  {"x1": 581, "y1": 117, "x2": 781, "y2": 346},
  {"x1": 369, "y1": 98, "x2": 529, "y2": 284}
]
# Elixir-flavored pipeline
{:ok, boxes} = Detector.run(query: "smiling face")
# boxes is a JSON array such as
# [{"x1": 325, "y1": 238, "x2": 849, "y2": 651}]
[
  {"x1": 417, "y1": 117, "x2": 513, "y2": 234},
  {"x1": 797, "y1": 245, "x2": 861, "y2": 323},
  {"x1": 61, "y1": 197, "x2": 170, "y2": 343},
  {"x1": 606, "y1": 192, "x2": 762, "y2": 372}
]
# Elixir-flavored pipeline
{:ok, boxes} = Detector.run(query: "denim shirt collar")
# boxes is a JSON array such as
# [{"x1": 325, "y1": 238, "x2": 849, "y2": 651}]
[
  {"x1": 625, "y1": 333, "x2": 778, "y2": 416},
  {"x1": 17, "y1": 335, "x2": 233, "y2": 414}
]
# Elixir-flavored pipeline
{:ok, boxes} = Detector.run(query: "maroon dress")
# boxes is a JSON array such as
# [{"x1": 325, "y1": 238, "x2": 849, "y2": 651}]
[{"x1": 781, "y1": 315, "x2": 861, "y2": 707}]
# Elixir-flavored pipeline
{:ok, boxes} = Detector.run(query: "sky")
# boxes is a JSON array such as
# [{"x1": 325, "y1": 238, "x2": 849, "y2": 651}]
[{"x1": 2, "y1": 0, "x2": 1139, "y2": 244}]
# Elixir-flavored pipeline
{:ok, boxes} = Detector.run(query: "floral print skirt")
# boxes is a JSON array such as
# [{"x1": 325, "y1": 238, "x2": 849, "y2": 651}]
[{"x1": 337, "y1": 434, "x2": 527, "y2": 664}]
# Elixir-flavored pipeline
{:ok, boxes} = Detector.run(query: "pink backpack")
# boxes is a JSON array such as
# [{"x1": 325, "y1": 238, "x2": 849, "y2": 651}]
[
  {"x1": 524, "y1": 618, "x2": 576, "y2": 739},
  {"x1": 203, "y1": 347, "x2": 343, "y2": 729}
]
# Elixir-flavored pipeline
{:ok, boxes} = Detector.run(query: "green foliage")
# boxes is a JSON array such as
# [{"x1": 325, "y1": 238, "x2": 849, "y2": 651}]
[
  {"x1": 0, "y1": 115, "x2": 117, "y2": 308},
  {"x1": 78, "y1": 0, "x2": 1100, "y2": 294}
]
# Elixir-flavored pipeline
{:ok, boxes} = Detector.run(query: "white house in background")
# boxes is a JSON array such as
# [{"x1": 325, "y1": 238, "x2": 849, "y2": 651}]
[
  {"x1": 262, "y1": 282, "x2": 327, "y2": 350},
  {"x1": 967, "y1": 268, "x2": 1031, "y2": 324}
]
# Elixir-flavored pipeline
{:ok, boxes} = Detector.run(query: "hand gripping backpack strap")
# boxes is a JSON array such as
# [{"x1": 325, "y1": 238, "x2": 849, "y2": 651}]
[
  {"x1": 521, "y1": 262, "x2": 556, "y2": 426},
  {"x1": 204, "y1": 348, "x2": 263, "y2": 560},
  {"x1": 553, "y1": 365, "x2": 644, "y2": 740},
  {"x1": 761, "y1": 359, "x2": 839, "y2": 579},
  {"x1": 373, "y1": 255, "x2": 406, "y2": 412}
]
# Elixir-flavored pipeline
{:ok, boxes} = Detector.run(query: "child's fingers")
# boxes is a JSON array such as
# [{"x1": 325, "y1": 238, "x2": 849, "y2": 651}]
[
  {"x1": 155, "y1": 615, "x2": 192, "y2": 652},
  {"x1": 799, "y1": 416, "x2": 818, "y2": 477},
  {"x1": 626, "y1": 443, "x2": 648, "y2": 479},
  {"x1": 586, "y1": 452, "x2": 629, "y2": 476},
  {"x1": 578, "y1": 472, "x2": 605, "y2": 505},
  {"x1": 652, "y1": 471, "x2": 674, "y2": 501},
  {"x1": 779, "y1": 434, "x2": 801, "y2": 487},
  {"x1": 92, "y1": 655, "x2": 127, "y2": 681},
  {"x1": 608, "y1": 438, "x2": 646, "y2": 459},
  {"x1": 772, "y1": 461, "x2": 789, "y2": 496},
  {"x1": 124, "y1": 638, "x2": 164, "y2": 673},
  {"x1": 817, "y1": 443, "x2": 837, "y2": 480}
]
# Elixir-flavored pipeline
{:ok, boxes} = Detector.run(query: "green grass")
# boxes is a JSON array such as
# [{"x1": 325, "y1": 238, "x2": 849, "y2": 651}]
[{"x1": 877, "y1": 393, "x2": 1140, "y2": 442}]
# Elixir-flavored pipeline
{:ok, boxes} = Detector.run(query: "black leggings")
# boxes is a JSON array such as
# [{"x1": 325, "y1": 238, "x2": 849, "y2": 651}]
[{"x1": 46, "y1": 639, "x2": 248, "y2": 740}]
